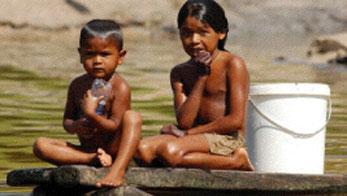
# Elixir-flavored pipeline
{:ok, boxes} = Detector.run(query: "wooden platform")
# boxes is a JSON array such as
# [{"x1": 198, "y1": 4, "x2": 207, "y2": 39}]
[{"x1": 7, "y1": 165, "x2": 347, "y2": 196}]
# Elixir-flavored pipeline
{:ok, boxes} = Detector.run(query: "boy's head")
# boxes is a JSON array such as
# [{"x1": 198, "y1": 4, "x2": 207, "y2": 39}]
[
  {"x1": 79, "y1": 19, "x2": 126, "y2": 80},
  {"x1": 177, "y1": 0, "x2": 229, "y2": 50},
  {"x1": 79, "y1": 19, "x2": 123, "y2": 50}
]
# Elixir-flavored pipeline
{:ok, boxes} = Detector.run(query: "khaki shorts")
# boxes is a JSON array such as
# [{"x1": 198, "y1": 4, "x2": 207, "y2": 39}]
[{"x1": 204, "y1": 132, "x2": 246, "y2": 156}]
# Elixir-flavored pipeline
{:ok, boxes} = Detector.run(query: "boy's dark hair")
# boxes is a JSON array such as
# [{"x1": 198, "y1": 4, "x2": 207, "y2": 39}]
[
  {"x1": 177, "y1": 0, "x2": 229, "y2": 50},
  {"x1": 79, "y1": 19, "x2": 123, "y2": 50}
]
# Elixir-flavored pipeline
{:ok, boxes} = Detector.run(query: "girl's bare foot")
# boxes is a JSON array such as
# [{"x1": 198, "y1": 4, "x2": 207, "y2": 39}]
[
  {"x1": 97, "y1": 148, "x2": 113, "y2": 167},
  {"x1": 96, "y1": 168, "x2": 125, "y2": 187},
  {"x1": 234, "y1": 148, "x2": 255, "y2": 171}
]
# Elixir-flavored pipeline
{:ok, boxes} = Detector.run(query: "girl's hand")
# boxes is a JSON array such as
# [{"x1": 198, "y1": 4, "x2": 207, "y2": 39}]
[
  {"x1": 194, "y1": 50, "x2": 211, "y2": 76},
  {"x1": 81, "y1": 90, "x2": 104, "y2": 117},
  {"x1": 160, "y1": 124, "x2": 186, "y2": 137}
]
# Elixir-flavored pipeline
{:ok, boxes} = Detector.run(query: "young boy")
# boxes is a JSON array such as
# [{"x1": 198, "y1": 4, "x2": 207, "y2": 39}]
[
  {"x1": 33, "y1": 19, "x2": 142, "y2": 187},
  {"x1": 135, "y1": 0, "x2": 253, "y2": 171}
]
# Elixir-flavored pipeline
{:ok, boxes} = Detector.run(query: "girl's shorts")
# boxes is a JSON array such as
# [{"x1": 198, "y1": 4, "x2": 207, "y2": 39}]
[{"x1": 204, "y1": 132, "x2": 246, "y2": 156}]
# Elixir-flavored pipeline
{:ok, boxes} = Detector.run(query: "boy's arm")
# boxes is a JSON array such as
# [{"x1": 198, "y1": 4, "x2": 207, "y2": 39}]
[
  {"x1": 185, "y1": 56, "x2": 249, "y2": 136},
  {"x1": 63, "y1": 82, "x2": 75, "y2": 134},
  {"x1": 171, "y1": 66, "x2": 208, "y2": 130},
  {"x1": 83, "y1": 79, "x2": 130, "y2": 133},
  {"x1": 63, "y1": 80, "x2": 92, "y2": 135}
]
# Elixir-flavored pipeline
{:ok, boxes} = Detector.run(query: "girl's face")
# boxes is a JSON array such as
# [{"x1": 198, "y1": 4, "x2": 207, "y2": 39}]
[
  {"x1": 79, "y1": 37, "x2": 126, "y2": 80},
  {"x1": 179, "y1": 16, "x2": 226, "y2": 58}
]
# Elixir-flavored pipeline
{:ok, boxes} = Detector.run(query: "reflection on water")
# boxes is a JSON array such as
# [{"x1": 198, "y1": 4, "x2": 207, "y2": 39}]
[
  {"x1": 0, "y1": 180, "x2": 32, "y2": 195},
  {"x1": 0, "y1": 31, "x2": 346, "y2": 195}
]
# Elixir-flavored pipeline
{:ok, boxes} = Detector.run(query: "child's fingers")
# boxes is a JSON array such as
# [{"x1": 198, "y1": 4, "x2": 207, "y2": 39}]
[
  {"x1": 96, "y1": 95, "x2": 105, "y2": 103},
  {"x1": 205, "y1": 55, "x2": 212, "y2": 64},
  {"x1": 160, "y1": 124, "x2": 171, "y2": 134},
  {"x1": 202, "y1": 56, "x2": 212, "y2": 66},
  {"x1": 195, "y1": 51, "x2": 211, "y2": 66},
  {"x1": 84, "y1": 90, "x2": 92, "y2": 98},
  {"x1": 198, "y1": 50, "x2": 209, "y2": 56},
  {"x1": 198, "y1": 50, "x2": 211, "y2": 59}
]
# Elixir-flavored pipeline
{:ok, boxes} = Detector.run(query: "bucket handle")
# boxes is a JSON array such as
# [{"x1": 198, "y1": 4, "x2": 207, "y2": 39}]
[{"x1": 248, "y1": 95, "x2": 332, "y2": 138}]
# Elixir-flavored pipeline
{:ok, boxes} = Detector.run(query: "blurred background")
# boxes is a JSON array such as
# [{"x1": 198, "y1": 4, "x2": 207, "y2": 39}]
[{"x1": 0, "y1": 0, "x2": 346, "y2": 194}]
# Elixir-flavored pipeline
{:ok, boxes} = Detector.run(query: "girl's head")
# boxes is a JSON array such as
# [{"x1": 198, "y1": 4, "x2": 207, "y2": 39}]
[
  {"x1": 177, "y1": 0, "x2": 229, "y2": 51},
  {"x1": 79, "y1": 19, "x2": 123, "y2": 51}
]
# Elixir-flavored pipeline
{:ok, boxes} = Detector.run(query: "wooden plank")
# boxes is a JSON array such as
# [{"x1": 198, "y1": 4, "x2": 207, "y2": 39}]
[{"x1": 7, "y1": 165, "x2": 347, "y2": 194}]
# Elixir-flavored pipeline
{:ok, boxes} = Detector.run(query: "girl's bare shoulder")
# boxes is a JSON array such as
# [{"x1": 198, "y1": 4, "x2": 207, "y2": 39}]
[
  {"x1": 219, "y1": 51, "x2": 243, "y2": 63},
  {"x1": 220, "y1": 51, "x2": 246, "y2": 71}
]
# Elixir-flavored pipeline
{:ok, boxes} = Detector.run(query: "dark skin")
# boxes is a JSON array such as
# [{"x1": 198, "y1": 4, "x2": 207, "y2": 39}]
[
  {"x1": 163, "y1": 50, "x2": 248, "y2": 137},
  {"x1": 63, "y1": 73, "x2": 130, "y2": 150},
  {"x1": 33, "y1": 37, "x2": 142, "y2": 187},
  {"x1": 136, "y1": 16, "x2": 253, "y2": 170}
]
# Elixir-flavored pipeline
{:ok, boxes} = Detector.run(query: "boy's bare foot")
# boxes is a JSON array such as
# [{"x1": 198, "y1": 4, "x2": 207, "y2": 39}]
[
  {"x1": 96, "y1": 169, "x2": 125, "y2": 187},
  {"x1": 97, "y1": 148, "x2": 113, "y2": 167},
  {"x1": 234, "y1": 148, "x2": 255, "y2": 171}
]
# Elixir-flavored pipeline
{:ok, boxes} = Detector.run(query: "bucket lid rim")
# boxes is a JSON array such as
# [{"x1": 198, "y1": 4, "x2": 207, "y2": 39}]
[{"x1": 249, "y1": 83, "x2": 330, "y2": 96}]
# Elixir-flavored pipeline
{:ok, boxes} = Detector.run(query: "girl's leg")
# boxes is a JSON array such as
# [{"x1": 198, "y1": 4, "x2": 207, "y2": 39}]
[
  {"x1": 156, "y1": 134, "x2": 254, "y2": 170},
  {"x1": 33, "y1": 137, "x2": 97, "y2": 166},
  {"x1": 96, "y1": 110, "x2": 142, "y2": 187},
  {"x1": 134, "y1": 134, "x2": 177, "y2": 166}
]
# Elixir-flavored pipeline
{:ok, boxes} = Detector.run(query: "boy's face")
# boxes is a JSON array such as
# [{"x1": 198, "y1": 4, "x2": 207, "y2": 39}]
[
  {"x1": 78, "y1": 37, "x2": 126, "y2": 79},
  {"x1": 179, "y1": 16, "x2": 226, "y2": 58}
]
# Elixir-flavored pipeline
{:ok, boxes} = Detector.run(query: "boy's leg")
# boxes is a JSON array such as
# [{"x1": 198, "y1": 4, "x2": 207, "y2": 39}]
[
  {"x1": 134, "y1": 134, "x2": 177, "y2": 166},
  {"x1": 156, "y1": 134, "x2": 254, "y2": 171},
  {"x1": 33, "y1": 137, "x2": 98, "y2": 166},
  {"x1": 96, "y1": 110, "x2": 142, "y2": 187}
]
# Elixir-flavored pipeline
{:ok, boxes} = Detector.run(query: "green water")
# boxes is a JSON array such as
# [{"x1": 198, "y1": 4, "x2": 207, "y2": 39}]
[{"x1": 0, "y1": 34, "x2": 346, "y2": 195}]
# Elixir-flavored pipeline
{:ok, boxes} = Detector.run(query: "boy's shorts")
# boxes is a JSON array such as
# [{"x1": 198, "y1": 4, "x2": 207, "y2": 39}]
[{"x1": 204, "y1": 132, "x2": 246, "y2": 156}]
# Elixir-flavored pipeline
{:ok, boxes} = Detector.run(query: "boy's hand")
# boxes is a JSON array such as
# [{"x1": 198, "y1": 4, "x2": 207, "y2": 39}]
[
  {"x1": 161, "y1": 124, "x2": 186, "y2": 137},
  {"x1": 81, "y1": 90, "x2": 104, "y2": 117},
  {"x1": 194, "y1": 50, "x2": 211, "y2": 76}
]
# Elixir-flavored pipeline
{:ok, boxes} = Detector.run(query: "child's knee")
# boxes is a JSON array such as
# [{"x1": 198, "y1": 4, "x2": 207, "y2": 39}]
[
  {"x1": 157, "y1": 142, "x2": 183, "y2": 167},
  {"x1": 33, "y1": 137, "x2": 47, "y2": 148},
  {"x1": 136, "y1": 140, "x2": 153, "y2": 162},
  {"x1": 137, "y1": 140, "x2": 149, "y2": 154},
  {"x1": 123, "y1": 110, "x2": 142, "y2": 126},
  {"x1": 33, "y1": 137, "x2": 48, "y2": 156}
]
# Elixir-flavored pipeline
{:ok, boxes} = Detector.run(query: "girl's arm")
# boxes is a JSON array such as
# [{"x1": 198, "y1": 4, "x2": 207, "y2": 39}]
[
  {"x1": 172, "y1": 52, "x2": 212, "y2": 129},
  {"x1": 171, "y1": 66, "x2": 208, "y2": 130}
]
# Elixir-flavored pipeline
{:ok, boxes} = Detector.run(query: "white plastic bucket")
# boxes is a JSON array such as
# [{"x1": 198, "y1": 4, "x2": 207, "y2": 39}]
[{"x1": 246, "y1": 83, "x2": 331, "y2": 174}]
